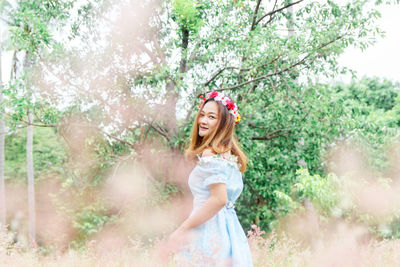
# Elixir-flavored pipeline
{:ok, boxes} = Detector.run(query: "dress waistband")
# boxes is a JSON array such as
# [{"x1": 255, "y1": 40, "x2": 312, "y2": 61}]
[
  {"x1": 225, "y1": 201, "x2": 235, "y2": 209},
  {"x1": 193, "y1": 200, "x2": 236, "y2": 209}
]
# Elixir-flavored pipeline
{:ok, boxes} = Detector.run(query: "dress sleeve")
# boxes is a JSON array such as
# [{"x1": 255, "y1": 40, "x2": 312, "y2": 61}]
[{"x1": 197, "y1": 158, "x2": 229, "y2": 187}]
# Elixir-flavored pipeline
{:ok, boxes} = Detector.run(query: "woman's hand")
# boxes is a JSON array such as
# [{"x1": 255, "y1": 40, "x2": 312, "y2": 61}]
[
  {"x1": 166, "y1": 226, "x2": 190, "y2": 252},
  {"x1": 154, "y1": 226, "x2": 192, "y2": 263}
]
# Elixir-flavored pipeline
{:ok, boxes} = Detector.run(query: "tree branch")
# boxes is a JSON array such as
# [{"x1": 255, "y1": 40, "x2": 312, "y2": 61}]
[
  {"x1": 147, "y1": 120, "x2": 171, "y2": 142},
  {"x1": 251, "y1": 128, "x2": 288, "y2": 140},
  {"x1": 251, "y1": 95, "x2": 313, "y2": 141},
  {"x1": 264, "y1": 0, "x2": 278, "y2": 26},
  {"x1": 203, "y1": 55, "x2": 281, "y2": 88},
  {"x1": 248, "y1": 123, "x2": 268, "y2": 129},
  {"x1": 214, "y1": 35, "x2": 343, "y2": 92},
  {"x1": 99, "y1": 128, "x2": 136, "y2": 148},
  {"x1": 137, "y1": 43, "x2": 161, "y2": 66},
  {"x1": 204, "y1": 67, "x2": 227, "y2": 87},
  {"x1": 215, "y1": 56, "x2": 308, "y2": 92},
  {"x1": 243, "y1": 178, "x2": 266, "y2": 207},
  {"x1": 1, "y1": 109, "x2": 138, "y2": 148},
  {"x1": 251, "y1": 0, "x2": 263, "y2": 30},
  {"x1": 255, "y1": 0, "x2": 305, "y2": 26},
  {"x1": 251, "y1": 133, "x2": 288, "y2": 140}
]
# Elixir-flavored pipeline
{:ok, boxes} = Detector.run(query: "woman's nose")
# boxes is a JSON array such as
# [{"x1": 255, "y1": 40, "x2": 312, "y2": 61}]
[{"x1": 199, "y1": 117, "x2": 207, "y2": 124}]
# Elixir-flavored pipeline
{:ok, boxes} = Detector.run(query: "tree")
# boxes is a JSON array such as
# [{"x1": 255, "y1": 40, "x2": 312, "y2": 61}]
[
  {"x1": 0, "y1": 0, "x2": 12, "y2": 229},
  {"x1": 0, "y1": 27, "x2": 5, "y2": 228},
  {"x1": 3, "y1": 0, "x2": 75, "y2": 242}
]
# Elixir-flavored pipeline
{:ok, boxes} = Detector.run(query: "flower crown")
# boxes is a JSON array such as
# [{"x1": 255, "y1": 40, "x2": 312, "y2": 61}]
[{"x1": 198, "y1": 91, "x2": 241, "y2": 124}]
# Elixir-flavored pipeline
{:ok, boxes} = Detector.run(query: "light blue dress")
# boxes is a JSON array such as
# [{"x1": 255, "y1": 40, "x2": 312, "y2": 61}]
[{"x1": 176, "y1": 154, "x2": 253, "y2": 267}]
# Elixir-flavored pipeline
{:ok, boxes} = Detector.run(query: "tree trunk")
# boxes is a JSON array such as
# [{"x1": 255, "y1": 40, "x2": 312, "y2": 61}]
[
  {"x1": 163, "y1": 25, "x2": 189, "y2": 140},
  {"x1": 24, "y1": 52, "x2": 35, "y2": 242},
  {"x1": 179, "y1": 26, "x2": 189, "y2": 74},
  {"x1": 287, "y1": 3, "x2": 295, "y2": 37},
  {"x1": 0, "y1": 32, "x2": 6, "y2": 228},
  {"x1": 27, "y1": 113, "x2": 35, "y2": 241}
]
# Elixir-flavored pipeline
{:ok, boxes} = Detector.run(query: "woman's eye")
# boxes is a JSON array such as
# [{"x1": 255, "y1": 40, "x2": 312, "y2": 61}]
[{"x1": 200, "y1": 113, "x2": 215, "y2": 119}]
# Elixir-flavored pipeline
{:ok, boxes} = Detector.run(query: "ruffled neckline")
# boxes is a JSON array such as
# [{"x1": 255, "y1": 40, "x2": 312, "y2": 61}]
[{"x1": 196, "y1": 153, "x2": 241, "y2": 171}]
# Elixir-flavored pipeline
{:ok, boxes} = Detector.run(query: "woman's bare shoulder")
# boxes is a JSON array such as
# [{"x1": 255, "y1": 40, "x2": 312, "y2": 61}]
[
  {"x1": 201, "y1": 148, "x2": 216, "y2": 157},
  {"x1": 201, "y1": 148, "x2": 231, "y2": 157}
]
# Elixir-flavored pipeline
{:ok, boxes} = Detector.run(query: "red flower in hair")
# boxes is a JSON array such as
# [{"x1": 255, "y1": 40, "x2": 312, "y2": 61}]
[
  {"x1": 226, "y1": 101, "x2": 235, "y2": 110},
  {"x1": 199, "y1": 91, "x2": 241, "y2": 124},
  {"x1": 209, "y1": 91, "x2": 218, "y2": 98}
]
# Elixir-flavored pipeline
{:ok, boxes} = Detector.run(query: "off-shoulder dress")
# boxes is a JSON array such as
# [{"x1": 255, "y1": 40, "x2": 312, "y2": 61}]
[{"x1": 175, "y1": 153, "x2": 253, "y2": 267}]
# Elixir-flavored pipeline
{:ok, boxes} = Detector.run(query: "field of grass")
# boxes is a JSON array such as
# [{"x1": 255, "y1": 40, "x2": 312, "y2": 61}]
[{"x1": 1, "y1": 220, "x2": 400, "y2": 267}]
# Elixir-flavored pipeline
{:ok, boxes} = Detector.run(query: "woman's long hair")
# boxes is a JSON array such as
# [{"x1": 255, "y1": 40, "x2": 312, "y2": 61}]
[{"x1": 184, "y1": 97, "x2": 248, "y2": 173}]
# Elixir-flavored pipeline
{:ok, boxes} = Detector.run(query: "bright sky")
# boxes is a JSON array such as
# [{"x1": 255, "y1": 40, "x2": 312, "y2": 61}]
[{"x1": 336, "y1": 4, "x2": 400, "y2": 83}]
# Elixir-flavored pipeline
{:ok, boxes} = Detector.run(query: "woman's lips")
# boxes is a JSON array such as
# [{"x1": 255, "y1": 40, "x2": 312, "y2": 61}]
[{"x1": 200, "y1": 126, "x2": 208, "y2": 130}]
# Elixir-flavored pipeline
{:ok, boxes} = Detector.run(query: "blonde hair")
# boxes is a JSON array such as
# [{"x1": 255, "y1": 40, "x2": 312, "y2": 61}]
[{"x1": 184, "y1": 98, "x2": 248, "y2": 173}]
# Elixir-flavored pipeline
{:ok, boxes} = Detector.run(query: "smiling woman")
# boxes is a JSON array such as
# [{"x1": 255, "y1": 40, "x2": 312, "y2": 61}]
[
  {"x1": 184, "y1": 91, "x2": 245, "y2": 172},
  {"x1": 198, "y1": 101, "x2": 219, "y2": 138},
  {"x1": 161, "y1": 91, "x2": 253, "y2": 266}
]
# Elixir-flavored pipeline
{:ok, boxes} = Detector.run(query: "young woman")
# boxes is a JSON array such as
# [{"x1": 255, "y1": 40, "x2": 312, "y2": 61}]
[{"x1": 166, "y1": 91, "x2": 253, "y2": 266}]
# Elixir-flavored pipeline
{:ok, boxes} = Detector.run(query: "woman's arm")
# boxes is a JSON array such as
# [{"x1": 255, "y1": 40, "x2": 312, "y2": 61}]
[
  {"x1": 155, "y1": 184, "x2": 227, "y2": 260},
  {"x1": 164, "y1": 183, "x2": 228, "y2": 253},
  {"x1": 179, "y1": 183, "x2": 228, "y2": 231},
  {"x1": 162, "y1": 149, "x2": 229, "y2": 254},
  {"x1": 178, "y1": 149, "x2": 229, "y2": 230}
]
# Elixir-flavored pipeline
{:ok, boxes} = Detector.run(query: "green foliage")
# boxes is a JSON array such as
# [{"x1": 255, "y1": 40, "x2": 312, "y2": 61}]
[
  {"x1": 335, "y1": 77, "x2": 399, "y2": 111},
  {"x1": 330, "y1": 77, "x2": 400, "y2": 172},
  {"x1": 292, "y1": 168, "x2": 339, "y2": 215},
  {"x1": 171, "y1": 0, "x2": 203, "y2": 33},
  {"x1": 149, "y1": 180, "x2": 181, "y2": 205},
  {"x1": 6, "y1": 0, "x2": 74, "y2": 53},
  {"x1": 4, "y1": 127, "x2": 67, "y2": 181},
  {"x1": 271, "y1": 167, "x2": 400, "y2": 241},
  {"x1": 235, "y1": 76, "x2": 400, "y2": 232},
  {"x1": 71, "y1": 203, "x2": 116, "y2": 249}
]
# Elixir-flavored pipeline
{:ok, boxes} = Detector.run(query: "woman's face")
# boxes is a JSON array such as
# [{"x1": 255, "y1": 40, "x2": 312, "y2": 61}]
[{"x1": 198, "y1": 101, "x2": 219, "y2": 137}]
